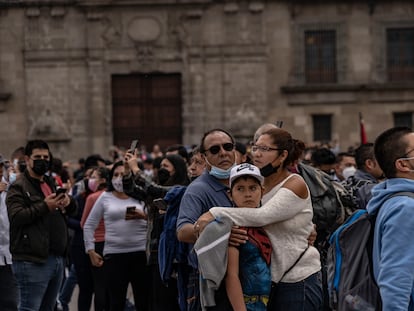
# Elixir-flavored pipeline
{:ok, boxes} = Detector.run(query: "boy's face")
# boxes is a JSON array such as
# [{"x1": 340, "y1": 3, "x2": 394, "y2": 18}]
[{"x1": 230, "y1": 176, "x2": 263, "y2": 208}]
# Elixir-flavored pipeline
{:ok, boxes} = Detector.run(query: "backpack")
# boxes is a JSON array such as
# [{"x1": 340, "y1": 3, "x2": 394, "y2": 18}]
[
  {"x1": 297, "y1": 163, "x2": 355, "y2": 243},
  {"x1": 327, "y1": 191, "x2": 414, "y2": 311}
]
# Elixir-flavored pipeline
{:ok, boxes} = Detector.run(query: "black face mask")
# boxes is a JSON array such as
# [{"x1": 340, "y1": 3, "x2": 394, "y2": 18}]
[
  {"x1": 260, "y1": 163, "x2": 281, "y2": 177},
  {"x1": 32, "y1": 159, "x2": 49, "y2": 176},
  {"x1": 158, "y1": 168, "x2": 171, "y2": 186}
]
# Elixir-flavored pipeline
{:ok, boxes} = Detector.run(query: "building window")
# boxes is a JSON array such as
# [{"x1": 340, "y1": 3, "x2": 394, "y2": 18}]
[
  {"x1": 393, "y1": 112, "x2": 413, "y2": 129},
  {"x1": 312, "y1": 114, "x2": 332, "y2": 142},
  {"x1": 387, "y1": 28, "x2": 414, "y2": 82},
  {"x1": 305, "y1": 30, "x2": 337, "y2": 83}
]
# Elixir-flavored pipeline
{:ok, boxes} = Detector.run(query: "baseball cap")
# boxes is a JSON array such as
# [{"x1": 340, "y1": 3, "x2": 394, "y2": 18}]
[{"x1": 229, "y1": 163, "x2": 264, "y2": 188}]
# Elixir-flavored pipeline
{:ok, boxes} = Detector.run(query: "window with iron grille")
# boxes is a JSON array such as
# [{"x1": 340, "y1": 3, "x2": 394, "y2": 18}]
[
  {"x1": 305, "y1": 30, "x2": 337, "y2": 83},
  {"x1": 312, "y1": 114, "x2": 332, "y2": 142},
  {"x1": 387, "y1": 28, "x2": 414, "y2": 82},
  {"x1": 393, "y1": 112, "x2": 413, "y2": 129}
]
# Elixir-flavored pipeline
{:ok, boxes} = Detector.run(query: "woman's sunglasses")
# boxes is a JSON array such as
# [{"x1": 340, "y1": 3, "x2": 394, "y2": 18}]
[{"x1": 205, "y1": 143, "x2": 234, "y2": 155}]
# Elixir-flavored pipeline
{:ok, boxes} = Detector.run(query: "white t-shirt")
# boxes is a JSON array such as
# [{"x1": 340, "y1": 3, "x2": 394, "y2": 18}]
[{"x1": 83, "y1": 191, "x2": 147, "y2": 256}]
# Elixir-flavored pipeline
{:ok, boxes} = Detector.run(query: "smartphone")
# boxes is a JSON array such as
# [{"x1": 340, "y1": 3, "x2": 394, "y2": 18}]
[
  {"x1": 153, "y1": 198, "x2": 167, "y2": 211},
  {"x1": 129, "y1": 139, "x2": 139, "y2": 152},
  {"x1": 55, "y1": 188, "x2": 67, "y2": 196},
  {"x1": 126, "y1": 206, "x2": 136, "y2": 215}
]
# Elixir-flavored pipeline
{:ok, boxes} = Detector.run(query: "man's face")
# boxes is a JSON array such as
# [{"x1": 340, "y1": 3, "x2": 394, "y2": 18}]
[
  {"x1": 25, "y1": 148, "x2": 50, "y2": 176},
  {"x1": 335, "y1": 156, "x2": 356, "y2": 180},
  {"x1": 203, "y1": 131, "x2": 235, "y2": 171}
]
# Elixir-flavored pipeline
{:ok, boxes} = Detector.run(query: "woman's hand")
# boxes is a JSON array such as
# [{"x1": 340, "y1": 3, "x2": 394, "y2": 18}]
[
  {"x1": 124, "y1": 150, "x2": 140, "y2": 175},
  {"x1": 308, "y1": 224, "x2": 317, "y2": 246},
  {"x1": 229, "y1": 226, "x2": 248, "y2": 247},
  {"x1": 125, "y1": 209, "x2": 148, "y2": 220},
  {"x1": 88, "y1": 250, "x2": 104, "y2": 267}
]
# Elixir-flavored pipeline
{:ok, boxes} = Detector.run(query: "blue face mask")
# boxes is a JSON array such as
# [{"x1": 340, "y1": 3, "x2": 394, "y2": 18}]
[{"x1": 209, "y1": 165, "x2": 234, "y2": 179}]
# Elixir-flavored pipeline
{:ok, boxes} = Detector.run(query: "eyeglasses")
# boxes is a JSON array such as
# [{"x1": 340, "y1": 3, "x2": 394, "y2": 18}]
[
  {"x1": 251, "y1": 145, "x2": 283, "y2": 153},
  {"x1": 205, "y1": 143, "x2": 234, "y2": 155}
]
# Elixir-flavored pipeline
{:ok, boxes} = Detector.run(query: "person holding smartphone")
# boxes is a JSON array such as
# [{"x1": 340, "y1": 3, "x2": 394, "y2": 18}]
[{"x1": 83, "y1": 161, "x2": 149, "y2": 311}]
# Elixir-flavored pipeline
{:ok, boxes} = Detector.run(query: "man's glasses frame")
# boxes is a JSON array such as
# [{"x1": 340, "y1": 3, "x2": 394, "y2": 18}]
[{"x1": 205, "y1": 143, "x2": 235, "y2": 155}]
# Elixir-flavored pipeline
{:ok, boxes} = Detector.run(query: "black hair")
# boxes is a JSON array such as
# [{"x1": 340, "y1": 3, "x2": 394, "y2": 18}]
[
  {"x1": 166, "y1": 144, "x2": 189, "y2": 162},
  {"x1": 93, "y1": 166, "x2": 111, "y2": 191},
  {"x1": 24, "y1": 140, "x2": 50, "y2": 156},
  {"x1": 311, "y1": 148, "x2": 336, "y2": 166},
  {"x1": 199, "y1": 128, "x2": 235, "y2": 154},
  {"x1": 374, "y1": 126, "x2": 412, "y2": 178},
  {"x1": 163, "y1": 154, "x2": 190, "y2": 186},
  {"x1": 355, "y1": 143, "x2": 375, "y2": 170},
  {"x1": 335, "y1": 152, "x2": 355, "y2": 164}
]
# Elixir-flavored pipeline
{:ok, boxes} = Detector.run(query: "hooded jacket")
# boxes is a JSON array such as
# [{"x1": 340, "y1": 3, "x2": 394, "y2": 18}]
[{"x1": 366, "y1": 178, "x2": 414, "y2": 311}]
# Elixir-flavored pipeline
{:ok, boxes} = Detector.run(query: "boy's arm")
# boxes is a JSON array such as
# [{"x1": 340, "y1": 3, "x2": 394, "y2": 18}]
[{"x1": 225, "y1": 246, "x2": 247, "y2": 311}]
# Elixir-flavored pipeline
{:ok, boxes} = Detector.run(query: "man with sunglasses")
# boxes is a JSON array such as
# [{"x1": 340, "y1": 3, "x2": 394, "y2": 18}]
[
  {"x1": 366, "y1": 127, "x2": 414, "y2": 310},
  {"x1": 6, "y1": 140, "x2": 77, "y2": 311},
  {"x1": 177, "y1": 128, "x2": 247, "y2": 311}
]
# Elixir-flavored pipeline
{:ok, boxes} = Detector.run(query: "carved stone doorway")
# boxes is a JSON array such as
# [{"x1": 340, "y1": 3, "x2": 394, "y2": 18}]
[{"x1": 111, "y1": 73, "x2": 182, "y2": 153}]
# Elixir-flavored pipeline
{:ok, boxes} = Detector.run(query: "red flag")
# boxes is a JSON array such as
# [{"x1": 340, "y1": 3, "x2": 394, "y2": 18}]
[{"x1": 359, "y1": 112, "x2": 367, "y2": 144}]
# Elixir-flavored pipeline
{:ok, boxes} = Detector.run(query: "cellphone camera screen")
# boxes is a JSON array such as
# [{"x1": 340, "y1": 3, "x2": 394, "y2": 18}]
[{"x1": 126, "y1": 206, "x2": 136, "y2": 214}]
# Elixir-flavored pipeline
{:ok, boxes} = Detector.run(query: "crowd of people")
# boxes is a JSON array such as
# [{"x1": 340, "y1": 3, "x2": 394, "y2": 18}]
[{"x1": 0, "y1": 123, "x2": 413, "y2": 311}]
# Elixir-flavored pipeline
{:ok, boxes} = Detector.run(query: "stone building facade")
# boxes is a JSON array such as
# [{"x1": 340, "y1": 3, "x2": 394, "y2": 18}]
[{"x1": 0, "y1": 0, "x2": 413, "y2": 161}]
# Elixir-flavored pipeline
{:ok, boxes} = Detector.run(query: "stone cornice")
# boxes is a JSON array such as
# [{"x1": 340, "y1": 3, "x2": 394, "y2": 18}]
[{"x1": 281, "y1": 83, "x2": 414, "y2": 94}]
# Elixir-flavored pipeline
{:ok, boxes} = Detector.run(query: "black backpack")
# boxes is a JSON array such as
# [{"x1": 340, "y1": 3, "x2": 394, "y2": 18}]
[
  {"x1": 327, "y1": 191, "x2": 414, "y2": 311},
  {"x1": 297, "y1": 163, "x2": 355, "y2": 245}
]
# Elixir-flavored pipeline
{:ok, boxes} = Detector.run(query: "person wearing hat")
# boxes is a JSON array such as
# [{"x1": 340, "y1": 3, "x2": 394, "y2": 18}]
[
  {"x1": 197, "y1": 128, "x2": 323, "y2": 310},
  {"x1": 225, "y1": 163, "x2": 271, "y2": 311}
]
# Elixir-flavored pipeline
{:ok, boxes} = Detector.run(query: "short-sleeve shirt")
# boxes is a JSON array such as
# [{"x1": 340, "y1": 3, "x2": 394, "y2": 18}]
[{"x1": 176, "y1": 171, "x2": 232, "y2": 230}]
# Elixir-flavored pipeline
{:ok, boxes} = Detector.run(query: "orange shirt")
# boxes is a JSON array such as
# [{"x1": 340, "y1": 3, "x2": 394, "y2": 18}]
[{"x1": 81, "y1": 190, "x2": 105, "y2": 243}]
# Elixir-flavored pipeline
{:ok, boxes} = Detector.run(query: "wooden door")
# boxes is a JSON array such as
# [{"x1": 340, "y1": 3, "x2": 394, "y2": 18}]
[{"x1": 111, "y1": 73, "x2": 182, "y2": 152}]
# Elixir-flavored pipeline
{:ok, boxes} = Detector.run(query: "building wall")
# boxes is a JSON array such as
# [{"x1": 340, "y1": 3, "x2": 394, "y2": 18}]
[{"x1": 0, "y1": 0, "x2": 413, "y2": 160}]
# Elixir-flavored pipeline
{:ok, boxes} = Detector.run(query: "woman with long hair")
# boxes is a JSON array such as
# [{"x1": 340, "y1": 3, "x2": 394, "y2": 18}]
[{"x1": 83, "y1": 161, "x2": 149, "y2": 311}]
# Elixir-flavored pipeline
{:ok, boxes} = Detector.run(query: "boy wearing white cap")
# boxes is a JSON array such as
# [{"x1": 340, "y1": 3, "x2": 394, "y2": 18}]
[{"x1": 226, "y1": 163, "x2": 271, "y2": 311}]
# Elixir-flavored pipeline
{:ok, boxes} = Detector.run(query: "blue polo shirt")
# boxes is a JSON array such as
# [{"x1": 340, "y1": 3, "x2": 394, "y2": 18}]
[{"x1": 177, "y1": 171, "x2": 232, "y2": 231}]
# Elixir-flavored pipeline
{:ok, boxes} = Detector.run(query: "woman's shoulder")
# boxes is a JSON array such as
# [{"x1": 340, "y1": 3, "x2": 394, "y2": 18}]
[{"x1": 282, "y1": 174, "x2": 308, "y2": 199}]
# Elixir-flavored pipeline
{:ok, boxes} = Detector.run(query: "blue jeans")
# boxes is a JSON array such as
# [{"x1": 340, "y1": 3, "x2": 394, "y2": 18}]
[
  {"x1": 0, "y1": 264, "x2": 19, "y2": 311},
  {"x1": 267, "y1": 272, "x2": 323, "y2": 311},
  {"x1": 58, "y1": 264, "x2": 77, "y2": 311},
  {"x1": 13, "y1": 255, "x2": 65, "y2": 311}
]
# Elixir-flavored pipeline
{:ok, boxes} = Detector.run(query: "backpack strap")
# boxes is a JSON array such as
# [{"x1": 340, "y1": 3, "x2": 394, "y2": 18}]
[{"x1": 387, "y1": 191, "x2": 414, "y2": 200}]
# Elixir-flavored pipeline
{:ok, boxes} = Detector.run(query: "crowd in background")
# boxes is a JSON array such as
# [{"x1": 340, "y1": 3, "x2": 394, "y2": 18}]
[{"x1": 1, "y1": 123, "x2": 413, "y2": 311}]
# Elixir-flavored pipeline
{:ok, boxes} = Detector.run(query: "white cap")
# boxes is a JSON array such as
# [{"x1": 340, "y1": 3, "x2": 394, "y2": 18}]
[{"x1": 229, "y1": 163, "x2": 264, "y2": 188}]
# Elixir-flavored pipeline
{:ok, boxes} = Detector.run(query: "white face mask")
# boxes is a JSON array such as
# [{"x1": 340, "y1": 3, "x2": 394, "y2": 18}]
[
  {"x1": 342, "y1": 166, "x2": 356, "y2": 180},
  {"x1": 111, "y1": 177, "x2": 124, "y2": 193}
]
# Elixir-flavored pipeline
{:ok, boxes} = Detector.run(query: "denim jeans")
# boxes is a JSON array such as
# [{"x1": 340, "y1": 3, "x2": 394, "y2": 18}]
[
  {"x1": 58, "y1": 264, "x2": 77, "y2": 311},
  {"x1": 13, "y1": 255, "x2": 65, "y2": 311},
  {"x1": 0, "y1": 264, "x2": 19, "y2": 311},
  {"x1": 267, "y1": 271, "x2": 323, "y2": 311}
]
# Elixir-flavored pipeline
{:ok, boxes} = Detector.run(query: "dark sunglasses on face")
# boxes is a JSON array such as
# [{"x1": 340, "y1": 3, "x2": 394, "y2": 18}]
[{"x1": 206, "y1": 143, "x2": 234, "y2": 155}]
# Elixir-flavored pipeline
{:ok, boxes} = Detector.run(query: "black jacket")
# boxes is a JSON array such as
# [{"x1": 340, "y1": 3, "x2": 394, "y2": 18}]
[{"x1": 6, "y1": 170, "x2": 77, "y2": 263}]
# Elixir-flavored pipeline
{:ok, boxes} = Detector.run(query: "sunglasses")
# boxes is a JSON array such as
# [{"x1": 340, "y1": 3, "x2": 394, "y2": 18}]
[{"x1": 205, "y1": 143, "x2": 234, "y2": 155}]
